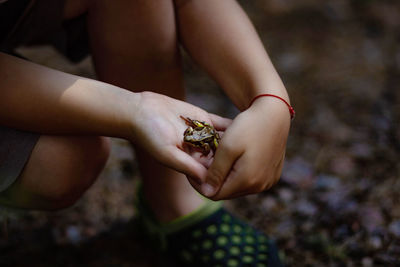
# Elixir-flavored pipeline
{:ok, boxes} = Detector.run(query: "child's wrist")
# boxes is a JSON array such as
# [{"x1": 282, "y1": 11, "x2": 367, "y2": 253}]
[
  {"x1": 115, "y1": 89, "x2": 142, "y2": 141},
  {"x1": 242, "y1": 80, "x2": 289, "y2": 106},
  {"x1": 249, "y1": 93, "x2": 295, "y2": 120}
]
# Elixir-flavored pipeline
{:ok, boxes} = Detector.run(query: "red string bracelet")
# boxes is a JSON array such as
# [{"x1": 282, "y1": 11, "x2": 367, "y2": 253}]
[{"x1": 249, "y1": 94, "x2": 295, "y2": 120}]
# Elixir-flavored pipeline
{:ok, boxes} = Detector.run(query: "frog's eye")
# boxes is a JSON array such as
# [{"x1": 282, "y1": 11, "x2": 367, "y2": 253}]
[{"x1": 184, "y1": 127, "x2": 194, "y2": 135}]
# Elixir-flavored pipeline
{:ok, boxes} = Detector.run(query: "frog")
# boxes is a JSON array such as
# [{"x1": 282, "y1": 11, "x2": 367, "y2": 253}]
[{"x1": 180, "y1": 116, "x2": 220, "y2": 156}]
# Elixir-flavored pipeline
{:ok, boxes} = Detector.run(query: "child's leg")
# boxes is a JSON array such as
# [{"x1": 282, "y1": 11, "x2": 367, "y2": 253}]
[
  {"x1": 0, "y1": 135, "x2": 109, "y2": 210},
  {"x1": 63, "y1": 1, "x2": 283, "y2": 266},
  {"x1": 85, "y1": 0, "x2": 205, "y2": 222}
]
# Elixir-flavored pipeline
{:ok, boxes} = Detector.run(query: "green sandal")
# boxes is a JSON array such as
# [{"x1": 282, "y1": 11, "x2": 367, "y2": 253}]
[{"x1": 135, "y1": 187, "x2": 283, "y2": 267}]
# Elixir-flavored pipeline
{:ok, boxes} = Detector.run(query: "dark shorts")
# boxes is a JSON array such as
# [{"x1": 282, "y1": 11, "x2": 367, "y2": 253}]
[
  {"x1": 0, "y1": 0, "x2": 89, "y2": 192},
  {"x1": 0, "y1": 126, "x2": 39, "y2": 192},
  {"x1": 1, "y1": 0, "x2": 90, "y2": 62}
]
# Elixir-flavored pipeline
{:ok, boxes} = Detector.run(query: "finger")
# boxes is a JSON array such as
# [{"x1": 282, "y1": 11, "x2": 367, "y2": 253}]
[
  {"x1": 187, "y1": 175, "x2": 203, "y2": 194},
  {"x1": 213, "y1": 152, "x2": 285, "y2": 200},
  {"x1": 211, "y1": 163, "x2": 242, "y2": 200},
  {"x1": 161, "y1": 146, "x2": 208, "y2": 184},
  {"x1": 201, "y1": 142, "x2": 243, "y2": 197},
  {"x1": 208, "y1": 113, "x2": 233, "y2": 131},
  {"x1": 183, "y1": 143, "x2": 214, "y2": 168},
  {"x1": 211, "y1": 166, "x2": 251, "y2": 200},
  {"x1": 213, "y1": 182, "x2": 263, "y2": 200},
  {"x1": 191, "y1": 151, "x2": 214, "y2": 169},
  {"x1": 211, "y1": 156, "x2": 260, "y2": 200},
  {"x1": 217, "y1": 189, "x2": 254, "y2": 200},
  {"x1": 217, "y1": 131, "x2": 225, "y2": 138}
]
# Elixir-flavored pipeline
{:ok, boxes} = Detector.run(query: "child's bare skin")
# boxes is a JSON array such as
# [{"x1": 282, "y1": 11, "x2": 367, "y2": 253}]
[
  {"x1": 174, "y1": 0, "x2": 291, "y2": 200},
  {"x1": 0, "y1": 53, "x2": 230, "y2": 210},
  {"x1": 0, "y1": 0, "x2": 291, "y2": 223},
  {"x1": 85, "y1": 0, "x2": 291, "y2": 211}
]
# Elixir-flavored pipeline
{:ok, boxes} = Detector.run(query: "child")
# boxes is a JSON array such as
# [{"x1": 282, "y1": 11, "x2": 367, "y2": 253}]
[{"x1": 0, "y1": 0, "x2": 292, "y2": 266}]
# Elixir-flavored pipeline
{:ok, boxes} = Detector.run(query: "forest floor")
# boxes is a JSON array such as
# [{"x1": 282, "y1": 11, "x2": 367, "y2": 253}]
[{"x1": 1, "y1": 0, "x2": 400, "y2": 266}]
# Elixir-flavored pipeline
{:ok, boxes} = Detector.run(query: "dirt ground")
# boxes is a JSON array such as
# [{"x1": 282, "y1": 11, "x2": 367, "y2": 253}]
[{"x1": 1, "y1": 0, "x2": 400, "y2": 266}]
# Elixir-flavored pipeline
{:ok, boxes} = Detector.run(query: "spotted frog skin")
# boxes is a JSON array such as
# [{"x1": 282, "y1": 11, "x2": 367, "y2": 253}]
[{"x1": 180, "y1": 116, "x2": 220, "y2": 155}]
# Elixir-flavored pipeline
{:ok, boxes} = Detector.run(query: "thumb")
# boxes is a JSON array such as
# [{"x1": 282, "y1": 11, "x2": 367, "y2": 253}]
[{"x1": 202, "y1": 142, "x2": 242, "y2": 197}]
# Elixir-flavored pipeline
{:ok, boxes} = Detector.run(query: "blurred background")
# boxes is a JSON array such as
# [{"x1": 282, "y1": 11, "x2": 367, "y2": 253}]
[{"x1": 1, "y1": 0, "x2": 399, "y2": 266}]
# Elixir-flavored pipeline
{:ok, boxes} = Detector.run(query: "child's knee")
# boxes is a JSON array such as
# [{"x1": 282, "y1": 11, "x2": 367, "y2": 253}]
[
  {"x1": 89, "y1": 0, "x2": 180, "y2": 66},
  {"x1": 0, "y1": 136, "x2": 110, "y2": 210},
  {"x1": 43, "y1": 136, "x2": 110, "y2": 209}
]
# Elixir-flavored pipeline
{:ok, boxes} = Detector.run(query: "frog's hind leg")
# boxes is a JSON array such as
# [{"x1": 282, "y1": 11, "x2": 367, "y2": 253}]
[
  {"x1": 201, "y1": 143, "x2": 211, "y2": 157},
  {"x1": 212, "y1": 137, "x2": 219, "y2": 152},
  {"x1": 192, "y1": 120, "x2": 206, "y2": 128},
  {"x1": 180, "y1": 116, "x2": 194, "y2": 127}
]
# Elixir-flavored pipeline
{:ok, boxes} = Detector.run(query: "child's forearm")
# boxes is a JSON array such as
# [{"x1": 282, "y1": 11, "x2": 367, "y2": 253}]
[
  {"x1": 176, "y1": 0, "x2": 289, "y2": 111},
  {"x1": 0, "y1": 52, "x2": 138, "y2": 139}
]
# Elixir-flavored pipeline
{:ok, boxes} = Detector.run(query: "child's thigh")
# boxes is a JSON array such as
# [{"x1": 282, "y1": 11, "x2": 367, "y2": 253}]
[
  {"x1": 0, "y1": 134, "x2": 110, "y2": 210},
  {"x1": 87, "y1": 0, "x2": 184, "y2": 97}
]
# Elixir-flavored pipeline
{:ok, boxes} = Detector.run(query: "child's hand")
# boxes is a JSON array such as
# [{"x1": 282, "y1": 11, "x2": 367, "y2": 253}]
[
  {"x1": 131, "y1": 91, "x2": 232, "y2": 183},
  {"x1": 195, "y1": 97, "x2": 291, "y2": 200}
]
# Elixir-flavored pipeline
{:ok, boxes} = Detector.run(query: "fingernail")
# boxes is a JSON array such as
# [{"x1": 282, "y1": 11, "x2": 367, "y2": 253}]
[{"x1": 201, "y1": 183, "x2": 215, "y2": 197}]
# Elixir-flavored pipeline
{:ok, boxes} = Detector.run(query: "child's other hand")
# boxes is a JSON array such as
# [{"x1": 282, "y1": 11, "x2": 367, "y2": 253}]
[
  {"x1": 131, "y1": 91, "x2": 232, "y2": 183},
  {"x1": 197, "y1": 97, "x2": 291, "y2": 200}
]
